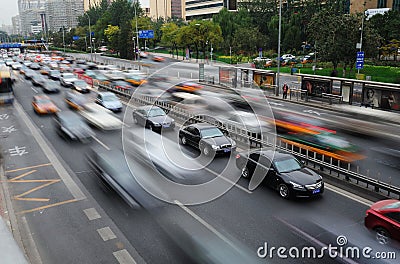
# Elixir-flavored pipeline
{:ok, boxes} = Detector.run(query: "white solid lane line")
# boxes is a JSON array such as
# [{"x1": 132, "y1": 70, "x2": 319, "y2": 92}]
[
  {"x1": 93, "y1": 136, "x2": 111, "y2": 150},
  {"x1": 325, "y1": 183, "x2": 373, "y2": 207},
  {"x1": 174, "y1": 200, "x2": 238, "y2": 249}
]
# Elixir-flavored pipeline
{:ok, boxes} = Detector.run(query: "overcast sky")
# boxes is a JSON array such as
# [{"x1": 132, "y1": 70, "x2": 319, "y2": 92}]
[
  {"x1": 0, "y1": 0, "x2": 150, "y2": 26},
  {"x1": 0, "y1": 0, "x2": 18, "y2": 25}
]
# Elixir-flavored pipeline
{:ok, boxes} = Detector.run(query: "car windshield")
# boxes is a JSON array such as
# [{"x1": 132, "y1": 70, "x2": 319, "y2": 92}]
[
  {"x1": 63, "y1": 74, "x2": 74, "y2": 78},
  {"x1": 380, "y1": 202, "x2": 400, "y2": 210},
  {"x1": 147, "y1": 108, "x2": 165, "y2": 117},
  {"x1": 273, "y1": 157, "x2": 302, "y2": 173},
  {"x1": 200, "y1": 127, "x2": 224, "y2": 138},
  {"x1": 102, "y1": 94, "x2": 118, "y2": 102}
]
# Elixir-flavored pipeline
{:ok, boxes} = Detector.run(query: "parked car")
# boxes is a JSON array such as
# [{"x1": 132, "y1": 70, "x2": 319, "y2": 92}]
[
  {"x1": 71, "y1": 79, "x2": 91, "y2": 93},
  {"x1": 32, "y1": 95, "x2": 59, "y2": 114},
  {"x1": 364, "y1": 199, "x2": 400, "y2": 245},
  {"x1": 60, "y1": 73, "x2": 78, "y2": 87},
  {"x1": 179, "y1": 123, "x2": 236, "y2": 156},
  {"x1": 281, "y1": 54, "x2": 295, "y2": 60},
  {"x1": 132, "y1": 105, "x2": 174, "y2": 131},
  {"x1": 79, "y1": 103, "x2": 122, "y2": 130},
  {"x1": 235, "y1": 149, "x2": 324, "y2": 198},
  {"x1": 54, "y1": 111, "x2": 94, "y2": 143},
  {"x1": 95, "y1": 92, "x2": 123, "y2": 112},
  {"x1": 42, "y1": 82, "x2": 60, "y2": 94}
]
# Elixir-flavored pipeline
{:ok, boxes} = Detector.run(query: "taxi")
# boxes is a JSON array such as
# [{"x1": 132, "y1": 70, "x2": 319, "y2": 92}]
[{"x1": 32, "y1": 95, "x2": 59, "y2": 114}]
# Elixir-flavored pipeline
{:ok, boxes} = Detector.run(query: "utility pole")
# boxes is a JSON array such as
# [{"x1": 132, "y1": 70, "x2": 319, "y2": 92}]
[{"x1": 276, "y1": 0, "x2": 282, "y2": 96}]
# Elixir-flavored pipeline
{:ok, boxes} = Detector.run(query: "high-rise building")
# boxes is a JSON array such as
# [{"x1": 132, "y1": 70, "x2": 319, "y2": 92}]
[
  {"x1": 350, "y1": 0, "x2": 400, "y2": 13},
  {"x1": 184, "y1": 0, "x2": 237, "y2": 20},
  {"x1": 45, "y1": 0, "x2": 84, "y2": 32},
  {"x1": 84, "y1": 0, "x2": 115, "y2": 11},
  {"x1": 18, "y1": 0, "x2": 45, "y2": 35},
  {"x1": 12, "y1": 15, "x2": 21, "y2": 35},
  {"x1": 150, "y1": 0, "x2": 184, "y2": 19}
]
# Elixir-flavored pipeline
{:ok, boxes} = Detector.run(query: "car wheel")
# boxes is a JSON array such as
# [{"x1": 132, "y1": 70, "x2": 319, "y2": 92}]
[
  {"x1": 278, "y1": 184, "x2": 291, "y2": 199},
  {"x1": 202, "y1": 146, "x2": 211, "y2": 157},
  {"x1": 375, "y1": 227, "x2": 390, "y2": 245},
  {"x1": 181, "y1": 136, "x2": 187, "y2": 145},
  {"x1": 241, "y1": 166, "x2": 250, "y2": 178}
]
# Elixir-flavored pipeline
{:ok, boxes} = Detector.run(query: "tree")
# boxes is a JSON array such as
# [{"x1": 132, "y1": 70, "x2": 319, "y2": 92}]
[
  {"x1": 161, "y1": 22, "x2": 179, "y2": 58},
  {"x1": 104, "y1": 25, "x2": 120, "y2": 52},
  {"x1": 232, "y1": 27, "x2": 266, "y2": 56}
]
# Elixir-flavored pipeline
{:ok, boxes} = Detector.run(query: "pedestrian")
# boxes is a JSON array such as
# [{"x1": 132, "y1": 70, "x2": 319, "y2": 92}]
[{"x1": 282, "y1": 83, "x2": 289, "y2": 99}]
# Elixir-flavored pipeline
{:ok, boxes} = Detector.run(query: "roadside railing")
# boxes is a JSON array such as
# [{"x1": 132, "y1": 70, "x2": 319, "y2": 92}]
[{"x1": 94, "y1": 75, "x2": 400, "y2": 199}]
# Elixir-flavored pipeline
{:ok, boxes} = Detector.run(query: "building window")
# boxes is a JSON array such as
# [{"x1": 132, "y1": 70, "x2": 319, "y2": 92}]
[
  {"x1": 186, "y1": 3, "x2": 224, "y2": 11},
  {"x1": 377, "y1": 0, "x2": 387, "y2": 8},
  {"x1": 393, "y1": 0, "x2": 400, "y2": 11}
]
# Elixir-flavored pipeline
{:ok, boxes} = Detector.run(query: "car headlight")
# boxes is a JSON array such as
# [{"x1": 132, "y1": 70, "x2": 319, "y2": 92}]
[
  {"x1": 290, "y1": 181, "x2": 305, "y2": 190},
  {"x1": 231, "y1": 140, "x2": 237, "y2": 147},
  {"x1": 211, "y1": 145, "x2": 219, "y2": 150},
  {"x1": 153, "y1": 122, "x2": 161, "y2": 126}
]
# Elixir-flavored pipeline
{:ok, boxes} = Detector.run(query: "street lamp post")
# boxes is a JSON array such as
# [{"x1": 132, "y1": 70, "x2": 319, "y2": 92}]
[
  {"x1": 133, "y1": 0, "x2": 140, "y2": 61},
  {"x1": 62, "y1": 26, "x2": 66, "y2": 54},
  {"x1": 276, "y1": 0, "x2": 282, "y2": 97},
  {"x1": 357, "y1": 10, "x2": 367, "y2": 75}
]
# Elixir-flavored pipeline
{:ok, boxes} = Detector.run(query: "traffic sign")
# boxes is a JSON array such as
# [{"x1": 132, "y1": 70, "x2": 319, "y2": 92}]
[
  {"x1": 356, "y1": 51, "x2": 364, "y2": 69},
  {"x1": 73, "y1": 36, "x2": 80, "y2": 41},
  {"x1": 138, "y1": 30, "x2": 154, "y2": 39}
]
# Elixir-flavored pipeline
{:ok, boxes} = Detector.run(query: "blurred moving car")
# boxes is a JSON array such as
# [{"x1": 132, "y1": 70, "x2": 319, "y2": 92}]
[
  {"x1": 60, "y1": 73, "x2": 78, "y2": 87},
  {"x1": 40, "y1": 66, "x2": 51, "y2": 75},
  {"x1": 364, "y1": 199, "x2": 400, "y2": 245},
  {"x1": 236, "y1": 149, "x2": 324, "y2": 198},
  {"x1": 54, "y1": 111, "x2": 94, "y2": 143},
  {"x1": 109, "y1": 80, "x2": 135, "y2": 91},
  {"x1": 124, "y1": 74, "x2": 147, "y2": 86},
  {"x1": 86, "y1": 146, "x2": 165, "y2": 209},
  {"x1": 32, "y1": 95, "x2": 59, "y2": 114},
  {"x1": 132, "y1": 105, "x2": 174, "y2": 131},
  {"x1": 170, "y1": 81, "x2": 203, "y2": 93},
  {"x1": 24, "y1": 69, "x2": 36, "y2": 79},
  {"x1": 179, "y1": 123, "x2": 236, "y2": 156},
  {"x1": 65, "y1": 92, "x2": 87, "y2": 110},
  {"x1": 71, "y1": 79, "x2": 91, "y2": 93},
  {"x1": 31, "y1": 74, "x2": 46, "y2": 86},
  {"x1": 42, "y1": 82, "x2": 60, "y2": 94},
  {"x1": 28, "y1": 62, "x2": 40, "y2": 70},
  {"x1": 95, "y1": 92, "x2": 123, "y2": 112},
  {"x1": 152, "y1": 56, "x2": 165, "y2": 62},
  {"x1": 79, "y1": 103, "x2": 122, "y2": 130},
  {"x1": 48, "y1": 70, "x2": 61, "y2": 80}
]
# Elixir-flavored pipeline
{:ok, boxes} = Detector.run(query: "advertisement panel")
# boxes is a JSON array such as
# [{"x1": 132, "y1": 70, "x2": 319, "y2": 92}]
[
  {"x1": 380, "y1": 90, "x2": 400, "y2": 110},
  {"x1": 301, "y1": 79, "x2": 332, "y2": 97}
]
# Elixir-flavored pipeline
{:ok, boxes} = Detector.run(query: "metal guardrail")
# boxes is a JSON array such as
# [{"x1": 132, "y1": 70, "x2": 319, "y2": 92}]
[{"x1": 94, "y1": 82, "x2": 400, "y2": 199}]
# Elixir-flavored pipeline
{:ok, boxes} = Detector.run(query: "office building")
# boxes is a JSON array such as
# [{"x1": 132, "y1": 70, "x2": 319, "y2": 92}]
[{"x1": 45, "y1": 0, "x2": 84, "y2": 32}]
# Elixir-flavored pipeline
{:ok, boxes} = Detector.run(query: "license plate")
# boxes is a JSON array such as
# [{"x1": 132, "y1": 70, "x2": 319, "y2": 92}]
[
  {"x1": 163, "y1": 124, "x2": 170, "y2": 128},
  {"x1": 223, "y1": 149, "x2": 231, "y2": 153},
  {"x1": 313, "y1": 189, "x2": 320, "y2": 194}
]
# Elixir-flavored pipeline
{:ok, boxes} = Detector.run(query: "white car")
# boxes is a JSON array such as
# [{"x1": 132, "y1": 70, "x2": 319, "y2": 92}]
[
  {"x1": 281, "y1": 54, "x2": 295, "y2": 60},
  {"x1": 95, "y1": 92, "x2": 123, "y2": 112},
  {"x1": 79, "y1": 103, "x2": 122, "y2": 130},
  {"x1": 60, "y1": 73, "x2": 78, "y2": 87}
]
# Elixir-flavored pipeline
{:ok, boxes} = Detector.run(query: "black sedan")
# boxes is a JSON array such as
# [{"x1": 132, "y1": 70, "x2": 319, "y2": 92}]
[
  {"x1": 179, "y1": 123, "x2": 236, "y2": 156},
  {"x1": 132, "y1": 105, "x2": 174, "y2": 131},
  {"x1": 42, "y1": 82, "x2": 60, "y2": 93},
  {"x1": 54, "y1": 111, "x2": 94, "y2": 143},
  {"x1": 235, "y1": 149, "x2": 324, "y2": 198}
]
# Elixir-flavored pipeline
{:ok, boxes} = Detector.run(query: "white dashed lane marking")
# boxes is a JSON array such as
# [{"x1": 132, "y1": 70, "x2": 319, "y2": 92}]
[
  {"x1": 83, "y1": 208, "x2": 101, "y2": 221},
  {"x1": 97, "y1": 227, "x2": 117, "y2": 241},
  {"x1": 113, "y1": 249, "x2": 137, "y2": 264}
]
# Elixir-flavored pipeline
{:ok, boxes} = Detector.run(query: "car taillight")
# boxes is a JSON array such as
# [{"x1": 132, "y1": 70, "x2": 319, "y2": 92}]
[{"x1": 235, "y1": 154, "x2": 240, "y2": 159}]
